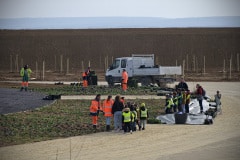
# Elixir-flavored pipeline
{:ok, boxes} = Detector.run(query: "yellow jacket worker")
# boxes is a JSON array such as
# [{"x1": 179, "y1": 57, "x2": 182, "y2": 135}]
[{"x1": 20, "y1": 65, "x2": 32, "y2": 91}]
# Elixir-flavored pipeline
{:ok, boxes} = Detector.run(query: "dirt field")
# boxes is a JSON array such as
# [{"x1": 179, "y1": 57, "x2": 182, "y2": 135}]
[
  {"x1": 1, "y1": 28, "x2": 240, "y2": 73},
  {"x1": 0, "y1": 82, "x2": 240, "y2": 160}
]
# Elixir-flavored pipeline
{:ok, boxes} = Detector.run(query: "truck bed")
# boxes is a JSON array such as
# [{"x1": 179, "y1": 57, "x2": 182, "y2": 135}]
[{"x1": 132, "y1": 66, "x2": 182, "y2": 76}]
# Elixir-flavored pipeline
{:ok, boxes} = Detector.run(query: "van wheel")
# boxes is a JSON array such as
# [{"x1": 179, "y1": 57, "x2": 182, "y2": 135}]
[{"x1": 107, "y1": 77, "x2": 114, "y2": 86}]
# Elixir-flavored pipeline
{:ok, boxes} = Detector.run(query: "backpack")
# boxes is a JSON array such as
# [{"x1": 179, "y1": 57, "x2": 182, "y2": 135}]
[{"x1": 202, "y1": 88, "x2": 206, "y2": 97}]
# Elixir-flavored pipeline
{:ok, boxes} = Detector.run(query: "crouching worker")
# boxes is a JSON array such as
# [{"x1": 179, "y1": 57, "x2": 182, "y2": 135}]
[
  {"x1": 122, "y1": 107, "x2": 133, "y2": 134},
  {"x1": 89, "y1": 94, "x2": 102, "y2": 129},
  {"x1": 165, "y1": 94, "x2": 173, "y2": 114}
]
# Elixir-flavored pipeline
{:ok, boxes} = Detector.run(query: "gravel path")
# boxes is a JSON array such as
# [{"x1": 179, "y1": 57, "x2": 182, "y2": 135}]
[{"x1": 0, "y1": 88, "x2": 54, "y2": 114}]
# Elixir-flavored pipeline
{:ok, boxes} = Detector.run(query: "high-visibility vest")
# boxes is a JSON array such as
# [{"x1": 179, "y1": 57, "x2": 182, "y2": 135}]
[
  {"x1": 167, "y1": 99, "x2": 173, "y2": 108},
  {"x1": 131, "y1": 111, "x2": 136, "y2": 122},
  {"x1": 140, "y1": 109, "x2": 148, "y2": 118},
  {"x1": 103, "y1": 99, "x2": 114, "y2": 117},
  {"x1": 20, "y1": 68, "x2": 32, "y2": 77},
  {"x1": 82, "y1": 72, "x2": 87, "y2": 80},
  {"x1": 90, "y1": 100, "x2": 102, "y2": 113},
  {"x1": 173, "y1": 96, "x2": 178, "y2": 105},
  {"x1": 122, "y1": 112, "x2": 131, "y2": 122}
]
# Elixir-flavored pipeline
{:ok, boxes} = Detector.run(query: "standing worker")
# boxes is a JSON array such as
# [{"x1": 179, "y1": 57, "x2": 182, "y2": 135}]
[
  {"x1": 122, "y1": 107, "x2": 133, "y2": 134},
  {"x1": 89, "y1": 94, "x2": 102, "y2": 129},
  {"x1": 112, "y1": 95, "x2": 124, "y2": 132},
  {"x1": 196, "y1": 84, "x2": 204, "y2": 114},
  {"x1": 20, "y1": 64, "x2": 32, "y2": 91},
  {"x1": 121, "y1": 69, "x2": 128, "y2": 91},
  {"x1": 176, "y1": 78, "x2": 188, "y2": 91},
  {"x1": 82, "y1": 67, "x2": 91, "y2": 87},
  {"x1": 139, "y1": 103, "x2": 149, "y2": 131},
  {"x1": 103, "y1": 95, "x2": 114, "y2": 131},
  {"x1": 214, "y1": 90, "x2": 222, "y2": 114}
]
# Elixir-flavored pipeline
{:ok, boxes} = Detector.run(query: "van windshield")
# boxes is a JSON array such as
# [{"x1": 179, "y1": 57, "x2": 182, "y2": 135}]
[{"x1": 109, "y1": 59, "x2": 120, "y2": 70}]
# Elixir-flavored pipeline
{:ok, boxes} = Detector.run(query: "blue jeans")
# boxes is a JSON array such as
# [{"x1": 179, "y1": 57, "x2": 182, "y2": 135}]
[
  {"x1": 105, "y1": 117, "x2": 111, "y2": 125},
  {"x1": 114, "y1": 111, "x2": 122, "y2": 130}
]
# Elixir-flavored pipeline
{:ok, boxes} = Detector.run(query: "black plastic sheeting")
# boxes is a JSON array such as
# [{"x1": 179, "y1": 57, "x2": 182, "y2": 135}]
[{"x1": 156, "y1": 98, "x2": 216, "y2": 125}]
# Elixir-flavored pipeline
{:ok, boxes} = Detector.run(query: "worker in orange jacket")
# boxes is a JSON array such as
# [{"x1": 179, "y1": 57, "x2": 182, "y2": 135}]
[
  {"x1": 102, "y1": 95, "x2": 114, "y2": 131},
  {"x1": 89, "y1": 94, "x2": 102, "y2": 129},
  {"x1": 82, "y1": 71, "x2": 88, "y2": 87},
  {"x1": 121, "y1": 69, "x2": 128, "y2": 91}
]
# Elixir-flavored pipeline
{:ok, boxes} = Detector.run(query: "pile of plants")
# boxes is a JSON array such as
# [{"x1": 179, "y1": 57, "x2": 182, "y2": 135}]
[
  {"x1": 31, "y1": 85, "x2": 161, "y2": 96},
  {"x1": 0, "y1": 99, "x2": 165, "y2": 147}
]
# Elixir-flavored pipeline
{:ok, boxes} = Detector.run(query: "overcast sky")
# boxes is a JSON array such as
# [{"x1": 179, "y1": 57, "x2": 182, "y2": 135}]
[{"x1": 0, "y1": 0, "x2": 240, "y2": 19}]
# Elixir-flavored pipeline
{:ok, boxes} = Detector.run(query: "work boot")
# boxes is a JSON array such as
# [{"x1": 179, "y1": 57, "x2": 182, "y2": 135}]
[
  {"x1": 25, "y1": 87, "x2": 28, "y2": 91},
  {"x1": 106, "y1": 125, "x2": 110, "y2": 132},
  {"x1": 20, "y1": 87, "x2": 24, "y2": 91},
  {"x1": 93, "y1": 125, "x2": 97, "y2": 129}
]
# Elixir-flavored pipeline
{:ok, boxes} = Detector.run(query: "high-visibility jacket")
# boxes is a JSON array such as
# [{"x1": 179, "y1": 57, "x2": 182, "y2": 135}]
[
  {"x1": 122, "y1": 71, "x2": 128, "y2": 83},
  {"x1": 173, "y1": 96, "x2": 178, "y2": 105},
  {"x1": 122, "y1": 112, "x2": 132, "y2": 122},
  {"x1": 167, "y1": 99, "x2": 174, "y2": 108},
  {"x1": 140, "y1": 109, "x2": 148, "y2": 118},
  {"x1": 131, "y1": 111, "x2": 136, "y2": 122},
  {"x1": 90, "y1": 100, "x2": 102, "y2": 115},
  {"x1": 82, "y1": 72, "x2": 87, "y2": 80},
  {"x1": 20, "y1": 68, "x2": 32, "y2": 77},
  {"x1": 103, "y1": 99, "x2": 114, "y2": 117}
]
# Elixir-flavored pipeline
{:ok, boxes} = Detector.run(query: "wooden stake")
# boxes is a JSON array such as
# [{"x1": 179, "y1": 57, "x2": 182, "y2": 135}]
[
  {"x1": 36, "y1": 61, "x2": 38, "y2": 79},
  {"x1": 60, "y1": 55, "x2": 63, "y2": 73},
  {"x1": 42, "y1": 61, "x2": 45, "y2": 81},
  {"x1": 203, "y1": 56, "x2": 206, "y2": 74},
  {"x1": 66, "y1": 58, "x2": 69, "y2": 75},
  {"x1": 81, "y1": 61, "x2": 84, "y2": 72},
  {"x1": 237, "y1": 53, "x2": 239, "y2": 72},
  {"x1": 15, "y1": 54, "x2": 19, "y2": 72},
  {"x1": 182, "y1": 60, "x2": 185, "y2": 78},
  {"x1": 10, "y1": 55, "x2": 13, "y2": 72},
  {"x1": 54, "y1": 55, "x2": 57, "y2": 72}
]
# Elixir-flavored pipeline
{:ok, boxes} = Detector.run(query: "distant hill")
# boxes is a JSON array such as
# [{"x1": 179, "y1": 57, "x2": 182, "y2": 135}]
[{"x1": 0, "y1": 16, "x2": 240, "y2": 29}]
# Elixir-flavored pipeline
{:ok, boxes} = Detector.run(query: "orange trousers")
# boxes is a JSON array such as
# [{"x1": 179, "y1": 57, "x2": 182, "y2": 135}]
[
  {"x1": 21, "y1": 82, "x2": 29, "y2": 87},
  {"x1": 122, "y1": 83, "x2": 127, "y2": 91},
  {"x1": 92, "y1": 116, "x2": 98, "y2": 125},
  {"x1": 83, "y1": 80, "x2": 88, "y2": 87}
]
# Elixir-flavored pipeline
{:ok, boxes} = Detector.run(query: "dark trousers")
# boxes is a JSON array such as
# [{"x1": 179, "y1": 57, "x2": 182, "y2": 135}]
[
  {"x1": 185, "y1": 103, "x2": 189, "y2": 113},
  {"x1": 173, "y1": 104, "x2": 177, "y2": 112},
  {"x1": 198, "y1": 99, "x2": 203, "y2": 112},
  {"x1": 123, "y1": 122, "x2": 132, "y2": 132},
  {"x1": 165, "y1": 107, "x2": 171, "y2": 114}
]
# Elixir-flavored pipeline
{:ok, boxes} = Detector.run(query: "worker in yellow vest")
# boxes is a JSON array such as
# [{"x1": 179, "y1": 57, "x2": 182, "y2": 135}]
[
  {"x1": 172, "y1": 91, "x2": 178, "y2": 113},
  {"x1": 20, "y1": 64, "x2": 32, "y2": 91},
  {"x1": 165, "y1": 94, "x2": 173, "y2": 114},
  {"x1": 89, "y1": 94, "x2": 102, "y2": 129},
  {"x1": 122, "y1": 107, "x2": 133, "y2": 134},
  {"x1": 139, "y1": 103, "x2": 149, "y2": 131},
  {"x1": 103, "y1": 95, "x2": 114, "y2": 131}
]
